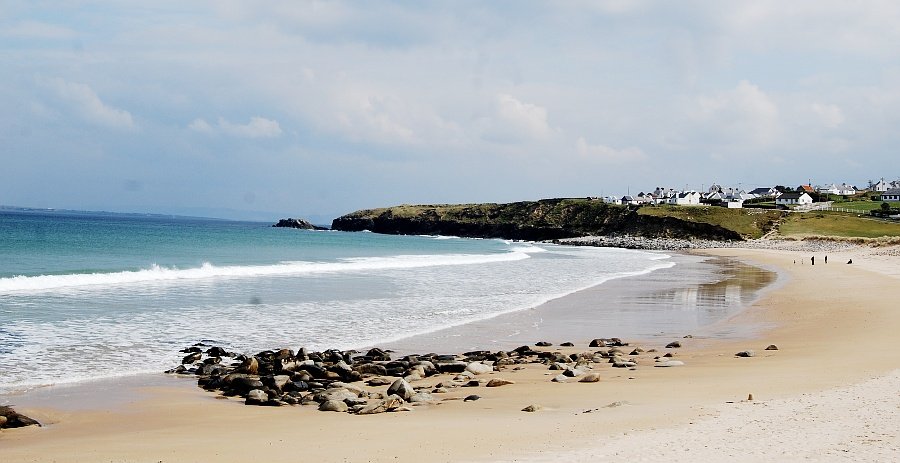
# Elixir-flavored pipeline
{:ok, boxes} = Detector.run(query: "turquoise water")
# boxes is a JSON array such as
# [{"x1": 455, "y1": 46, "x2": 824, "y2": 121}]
[{"x1": 0, "y1": 209, "x2": 674, "y2": 394}]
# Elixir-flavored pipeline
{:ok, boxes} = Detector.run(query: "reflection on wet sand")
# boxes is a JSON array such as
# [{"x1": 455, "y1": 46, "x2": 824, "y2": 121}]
[
  {"x1": 641, "y1": 258, "x2": 776, "y2": 324},
  {"x1": 389, "y1": 254, "x2": 778, "y2": 354}
]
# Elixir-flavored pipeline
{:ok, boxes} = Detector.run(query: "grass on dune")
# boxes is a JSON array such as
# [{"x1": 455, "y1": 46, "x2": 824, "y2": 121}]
[
  {"x1": 778, "y1": 212, "x2": 900, "y2": 238},
  {"x1": 637, "y1": 205, "x2": 782, "y2": 239}
]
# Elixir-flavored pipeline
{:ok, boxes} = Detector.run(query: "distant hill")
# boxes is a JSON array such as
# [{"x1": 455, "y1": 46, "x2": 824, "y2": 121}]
[{"x1": 331, "y1": 199, "x2": 782, "y2": 241}]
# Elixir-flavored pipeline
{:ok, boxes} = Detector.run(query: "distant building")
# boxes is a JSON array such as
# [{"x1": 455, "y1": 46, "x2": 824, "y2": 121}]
[
  {"x1": 671, "y1": 191, "x2": 702, "y2": 206},
  {"x1": 818, "y1": 183, "x2": 856, "y2": 196},
  {"x1": 797, "y1": 184, "x2": 815, "y2": 193},
  {"x1": 776, "y1": 192, "x2": 813, "y2": 206},
  {"x1": 602, "y1": 196, "x2": 622, "y2": 205},
  {"x1": 870, "y1": 179, "x2": 889, "y2": 193},
  {"x1": 881, "y1": 188, "x2": 900, "y2": 202},
  {"x1": 748, "y1": 187, "x2": 778, "y2": 197}
]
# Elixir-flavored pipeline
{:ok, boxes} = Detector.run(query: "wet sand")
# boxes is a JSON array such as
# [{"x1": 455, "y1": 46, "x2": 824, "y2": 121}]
[{"x1": 389, "y1": 253, "x2": 776, "y2": 354}]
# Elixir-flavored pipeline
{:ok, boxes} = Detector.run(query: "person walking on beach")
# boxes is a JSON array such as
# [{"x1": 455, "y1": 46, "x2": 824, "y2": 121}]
[
  {"x1": 825, "y1": 255, "x2": 828, "y2": 263},
  {"x1": 811, "y1": 256, "x2": 815, "y2": 265}
]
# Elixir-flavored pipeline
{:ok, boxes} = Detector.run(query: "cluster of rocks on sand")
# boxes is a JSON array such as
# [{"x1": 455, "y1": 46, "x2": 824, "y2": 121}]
[
  {"x1": 167, "y1": 337, "x2": 707, "y2": 415},
  {"x1": 0, "y1": 405, "x2": 40, "y2": 429}
]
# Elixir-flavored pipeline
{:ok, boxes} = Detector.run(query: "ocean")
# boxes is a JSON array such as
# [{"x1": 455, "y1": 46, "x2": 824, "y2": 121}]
[{"x1": 0, "y1": 209, "x2": 746, "y2": 396}]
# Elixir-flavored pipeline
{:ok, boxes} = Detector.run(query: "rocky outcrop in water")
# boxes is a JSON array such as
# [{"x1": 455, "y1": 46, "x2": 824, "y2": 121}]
[{"x1": 273, "y1": 218, "x2": 328, "y2": 230}]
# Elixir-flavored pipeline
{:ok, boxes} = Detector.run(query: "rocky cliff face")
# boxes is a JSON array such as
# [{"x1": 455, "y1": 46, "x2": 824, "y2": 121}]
[{"x1": 331, "y1": 199, "x2": 744, "y2": 241}]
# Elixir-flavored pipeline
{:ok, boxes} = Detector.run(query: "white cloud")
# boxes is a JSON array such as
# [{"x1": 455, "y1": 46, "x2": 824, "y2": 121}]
[
  {"x1": 219, "y1": 116, "x2": 282, "y2": 138},
  {"x1": 334, "y1": 93, "x2": 416, "y2": 144},
  {"x1": 46, "y1": 78, "x2": 135, "y2": 129},
  {"x1": 576, "y1": 137, "x2": 646, "y2": 163},
  {"x1": 189, "y1": 116, "x2": 282, "y2": 138},
  {"x1": 497, "y1": 94, "x2": 552, "y2": 139},
  {"x1": 810, "y1": 103, "x2": 844, "y2": 128},
  {"x1": 188, "y1": 118, "x2": 213, "y2": 134},
  {"x1": 480, "y1": 94, "x2": 556, "y2": 143},
  {"x1": 692, "y1": 80, "x2": 779, "y2": 146}
]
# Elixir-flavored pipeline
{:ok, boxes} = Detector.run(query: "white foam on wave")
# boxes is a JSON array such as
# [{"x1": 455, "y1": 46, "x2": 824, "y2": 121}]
[{"x1": 0, "y1": 251, "x2": 532, "y2": 293}]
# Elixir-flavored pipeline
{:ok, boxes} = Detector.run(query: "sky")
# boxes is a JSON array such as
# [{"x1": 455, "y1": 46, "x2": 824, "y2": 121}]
[{"x1": 1, "y1": 1, "x2": 899, "y2": 222}]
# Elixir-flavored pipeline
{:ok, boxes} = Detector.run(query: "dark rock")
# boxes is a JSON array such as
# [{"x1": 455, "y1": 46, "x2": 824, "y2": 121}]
[
  {"x1": 589, "y1": 339, "x2": 607, "y2": 348},
  {"x1": 273, "y1": 218, "x2": 327, "y2": 230},
  {"x1": 387, "y1": 378, "x2": 415, "y2": 402},
  {"x1": 535, "y1": 341, "x2": 552, "y2": 347},
  {"x1": 463, "y1": 395, "x2": 481, "y2": 402},
  {"x1": 366, "y1": 348, "x2": 391, "y2": 361},
  {"x1": 0, "y1": 406, "x2": 41, "y2": 428},
  {"x1": 239, "y1": 357, "x2": 259, "y2": 375},
  {"x1": 436, "y1": 361, "x2": 468, "y2": 374},
  {"x1": 765, "y1": 344, "x2": 779, "y2": 351},
  {"x1": 735, "y1": 350, "x2": 756, "y2": 358},
  {"x1": 354, "y1": 363, "x2": 388, "y2": 377},
  {"x1": 521, "y1": 404, "x2": 542, "y2": 412},
  {"x1": 181, "y1": 352, "x2": 202, "y2": 364},
  {"x1": 665, "y1": 341, "x2": 682, "y2": 348},
  {"x1": 560, "y1": 342, "x2": 574, "y2": 347}
]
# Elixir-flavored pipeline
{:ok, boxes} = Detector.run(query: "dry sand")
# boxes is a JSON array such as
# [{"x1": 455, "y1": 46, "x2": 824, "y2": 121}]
[{"x1": 2, "y1": 246, "x2": 899, "y2": 462}]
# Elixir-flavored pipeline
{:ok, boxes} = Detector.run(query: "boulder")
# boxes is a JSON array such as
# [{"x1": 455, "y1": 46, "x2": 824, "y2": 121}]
[
  {"x1": 245, "y1": 389, "x2": 269, "y2": 405},
  {"x1": 579, "y1": 373, "x2": 601, "y2": 383},
  {"x1": 735, "y1": 350, "x2": 756, "y2": 358},
  {"x1": 589, "y1": 339, "x2": 607, "y2": 348},
  {"x1": 765, "y1": 344, "x2": 779, "y2": 351},
  {"x1": 0, "y1": 406, "x2": 40, "y2": 428},
  {"x1": 181, "y1": 352, "x2": 202, "y2": 364},
  {"x1": 551, "y1": 374, "x2": 568, "y2": 383},
  {"x1": 437, "y1": 361, "x2": 468, "y2": 374},
  {"x1": 319, "y1": 400, "x2": 349, "y2": 412},
  {"x1": 239, "y1": 357, "x2": 259, "y2": 375},
  {"x1": 521, "y1": 404, "x2": 542, "y2": 412},
  {"x1": 654, "y1": 360, "x2": 685, "y2": 367},
  {"x1": 665, "y1": 341, "x2": 682, "y2": 348},
  {"x1": 357, "y1": 396, "x2": 404, "y2": 415},
  {"x1": 366, "y1": 377, "x2": 393, "y2": 386},
  {"x1": 354, "y1": 363, "x2": 388, "y2": 377},
  {"x1": 465, "y1": 362, "x2": 493, "y2": 375},
  {"x1": 387, "y1": 378, "x2": 415, "y2": 401},
  {"x1": 463, "y1": 395, "x2": 481, "y2": 402},
  {"x1": 313, "y1": 388, "x2": 358, "y2": 404},
  {"x1": 535, "y1": 341, "x2": 553, "y2": 347},
  {"x1": 408, "y1": 392, "x2": 435, "y2": 403},
  {"x1": 485, "y1": 378, "x2": 515, "y2": 387}
]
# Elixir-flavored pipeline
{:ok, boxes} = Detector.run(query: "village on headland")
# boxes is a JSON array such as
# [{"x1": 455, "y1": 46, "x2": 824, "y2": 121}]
[{"x1": 597, "y1": 177, "x2": 900, "y2": 215}]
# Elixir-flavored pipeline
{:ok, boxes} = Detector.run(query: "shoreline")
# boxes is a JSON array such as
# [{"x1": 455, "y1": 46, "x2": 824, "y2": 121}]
[
  {"x1": 1, "y1": 249, "x2": 766, "y2": 404},
  {"x1": 2, "y1": 244, "x2": 899, "y2": 461}
]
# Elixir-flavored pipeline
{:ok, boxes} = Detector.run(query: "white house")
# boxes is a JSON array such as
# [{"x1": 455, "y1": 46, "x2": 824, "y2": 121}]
[
  {"x1": 726, "y1": 200, "x2": 744, "y2": 209},
  {"x1": 602, "y1": 196, "x2": 622, "y2": 205},
  {"x1": 776, "y1": 192, "x2": 813, "y2": 206},
  {"x1": 748, "y1": 187, "x2": 778, "y2": 197},
  {"x1": 881, "y1": 188, "x2": 900, "y2": 202},
  {"x1": 870, "y1": 179, "x2": 889, "y2": 193},
  {"x1": 671, "y1": 191, "x2": 702, "y2": 206},
  {"x1": 818, "y1": 183, "x2": 856, "y2": 196}
]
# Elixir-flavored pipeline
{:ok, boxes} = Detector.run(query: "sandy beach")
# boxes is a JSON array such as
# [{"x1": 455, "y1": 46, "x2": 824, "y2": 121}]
[{"x1": 2, "y1": 245, "x2": 899, "y2": 462}]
